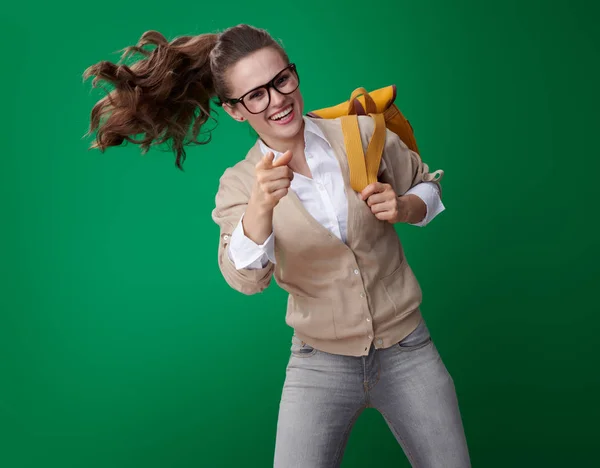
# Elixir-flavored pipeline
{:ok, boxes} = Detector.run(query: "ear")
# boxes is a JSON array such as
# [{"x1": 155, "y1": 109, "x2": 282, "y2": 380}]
[{"x1": 222, "y1": 103, "x2": 246, "y2": 122}]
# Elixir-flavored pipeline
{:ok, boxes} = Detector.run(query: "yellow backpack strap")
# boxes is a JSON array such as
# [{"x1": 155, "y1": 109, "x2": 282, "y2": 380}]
[
  {"x1": 341, "y1": 112, "x2": 387, "y2": 192},
  {"x1": 341, "y1": 115, "x2": 369, "y2": 192},
  {"x1": 365, "y1": 113, "x2": 386, "y2": 186},
  {"x1": 346, "y1": 87, "x2": 378, "y2": 115}
]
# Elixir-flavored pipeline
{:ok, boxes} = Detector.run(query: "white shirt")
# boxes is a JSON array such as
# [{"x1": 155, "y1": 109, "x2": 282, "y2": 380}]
[{"x1": 228, "y1": 117, "x2": 445, "y2": 270}]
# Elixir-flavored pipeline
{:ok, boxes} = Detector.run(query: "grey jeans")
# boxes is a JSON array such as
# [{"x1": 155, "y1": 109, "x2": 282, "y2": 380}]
[{"x1": 273, "y1": 319, "x2": 471, "y2": 467}]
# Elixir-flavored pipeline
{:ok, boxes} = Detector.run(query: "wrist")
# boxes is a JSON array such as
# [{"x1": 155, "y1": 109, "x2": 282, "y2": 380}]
[
  {"x1": 249, "y1": 191, "x2": 274, "y2": 217},
  {"x1": 397, "y1": 195, "x2": 426, "y2": 224}
]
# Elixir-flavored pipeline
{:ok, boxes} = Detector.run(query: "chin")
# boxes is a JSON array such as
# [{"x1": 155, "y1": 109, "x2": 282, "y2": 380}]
[
  {"x1": 268, "y1": 105, "x2": 303, "y2": 136},
  {"x1": 255, "y1": 101, "x2": 305, "y2": 147}
]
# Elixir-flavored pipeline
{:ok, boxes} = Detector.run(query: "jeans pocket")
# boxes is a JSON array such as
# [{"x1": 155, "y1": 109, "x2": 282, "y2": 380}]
[
  {"x1": 398, "y1": 319, "x2": 431, "y2": 351},
  {"x1": 291, "y1": 335, "x2": 317, "y2": 357}
]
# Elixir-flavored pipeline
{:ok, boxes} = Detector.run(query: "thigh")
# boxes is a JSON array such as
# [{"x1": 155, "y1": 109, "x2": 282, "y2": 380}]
[
  {"x1": 274, "y1": 337, "x2": 366, "y2": 468},
  {"x1": 370, "y1": 320, "x2": 471, "y2": 468}
]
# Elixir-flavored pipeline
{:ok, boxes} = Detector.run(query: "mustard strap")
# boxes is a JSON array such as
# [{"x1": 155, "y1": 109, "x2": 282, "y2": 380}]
[
  {"x1": 341, "y1": 112, "x2": 387, "y2": 192},
  {"x1": 346, "y1": 87, "x2": 377, "y2": 115},
  {"x1": 365, "y1": 113, "x2": 386, "y2": 187},
  {"x1": 341, "y1": 115, "x2": 368, "y2": 192}
]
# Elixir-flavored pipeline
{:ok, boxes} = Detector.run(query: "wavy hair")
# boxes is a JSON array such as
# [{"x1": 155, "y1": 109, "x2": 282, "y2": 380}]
[{"x1": 83, "y1": 24, "x2": 288, "y2": 169}]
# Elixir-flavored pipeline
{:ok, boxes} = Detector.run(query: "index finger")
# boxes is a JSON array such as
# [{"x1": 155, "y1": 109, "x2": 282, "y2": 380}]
[
  {"x1": 256, "y1": 151, "x2": 275, "y2": 169},
  {"x1": 360, "y1": 182, "x2": 384, "y2": 200},
  {"x1": 272, "y1": 150, "x2": 293, "y2": 168}
]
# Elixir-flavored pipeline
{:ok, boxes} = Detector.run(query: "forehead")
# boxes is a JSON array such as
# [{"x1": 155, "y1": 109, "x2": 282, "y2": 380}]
[{"x1": 226, "y1": 47, "x2": 288, "y2": 97}]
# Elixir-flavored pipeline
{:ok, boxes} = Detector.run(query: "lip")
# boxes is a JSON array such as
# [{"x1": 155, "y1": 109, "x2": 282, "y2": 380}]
[{"x1": 268, "y1": 104, "x2": 294, "y2": 120}]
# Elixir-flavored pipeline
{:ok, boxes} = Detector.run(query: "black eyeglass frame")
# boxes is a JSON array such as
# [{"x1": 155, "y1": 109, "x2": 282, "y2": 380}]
[{"x1": 216, "y1": 63, "x2": 300, "y2": 114}]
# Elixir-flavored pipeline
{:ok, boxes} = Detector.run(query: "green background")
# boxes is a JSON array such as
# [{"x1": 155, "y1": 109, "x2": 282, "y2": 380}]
[{"x1": 2, "y1": 0, "x2": 599, "y2": 466}]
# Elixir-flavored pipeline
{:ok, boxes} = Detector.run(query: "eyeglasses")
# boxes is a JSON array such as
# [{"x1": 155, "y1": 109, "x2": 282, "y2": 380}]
[{"x1": 218, "y1": 63, "x2": 300, "y2": 114}]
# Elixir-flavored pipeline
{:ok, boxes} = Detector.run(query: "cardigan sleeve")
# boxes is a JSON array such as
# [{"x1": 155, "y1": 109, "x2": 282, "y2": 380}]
[
  {"x1": 377, "y1": 126, "x2": 445, "y2": 198},
  {"x1": 211, "y1": 166, "x2": 275, "y2": 295}
]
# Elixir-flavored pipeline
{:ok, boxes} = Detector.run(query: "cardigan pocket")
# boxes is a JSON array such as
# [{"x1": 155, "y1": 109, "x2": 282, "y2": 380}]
[
  {"x1": 380, "y1": 262, "x2": 422, "y2": 318},
  {"x1": 289, "y1": 295, "x2": 336, "y2": 340}
]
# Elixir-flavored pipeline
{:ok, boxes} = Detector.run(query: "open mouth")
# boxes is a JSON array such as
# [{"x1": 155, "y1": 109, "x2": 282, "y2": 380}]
[{"x1": 269, "y1": 104, "x2": 294, "y2": 122}]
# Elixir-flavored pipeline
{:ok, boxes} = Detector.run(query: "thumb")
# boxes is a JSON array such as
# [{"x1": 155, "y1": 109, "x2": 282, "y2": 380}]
[{"x1": 273, "y1": 150, "x2": 293, "y2": 168}]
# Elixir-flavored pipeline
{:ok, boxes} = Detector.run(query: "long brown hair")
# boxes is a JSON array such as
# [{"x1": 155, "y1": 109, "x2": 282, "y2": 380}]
[{"x1": 83, "y1": 24, "x2": 288, "y2": 170}]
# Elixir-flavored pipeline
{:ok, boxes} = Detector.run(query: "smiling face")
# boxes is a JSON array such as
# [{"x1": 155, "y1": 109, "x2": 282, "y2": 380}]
[{"x1": 221, "y1": 47, "x2": 304, "y2": 152}]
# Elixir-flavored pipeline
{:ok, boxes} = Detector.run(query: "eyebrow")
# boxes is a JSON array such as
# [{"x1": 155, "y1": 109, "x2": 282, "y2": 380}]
[{"x1": 236, "y1": 66, "x2": 288, "y2": 99}]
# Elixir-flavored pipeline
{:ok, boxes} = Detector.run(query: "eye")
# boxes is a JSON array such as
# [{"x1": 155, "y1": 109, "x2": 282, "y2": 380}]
[
  {"x1": 249, "y1": 89, "x2": 266, "y2": 100},
  {"x1": 276, "y1": 74, "x2": 290, "y2": 86}
]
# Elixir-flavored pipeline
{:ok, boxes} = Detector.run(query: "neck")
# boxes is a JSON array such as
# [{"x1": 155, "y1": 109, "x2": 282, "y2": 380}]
[{"x1": 260, "y1": 119, "x2": 306, "y2": 157}]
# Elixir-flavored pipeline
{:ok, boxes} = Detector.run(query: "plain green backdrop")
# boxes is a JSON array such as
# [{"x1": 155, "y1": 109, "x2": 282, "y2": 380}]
[{"x1": 1, "y1": 0, "x2": 599, "y2": 466}]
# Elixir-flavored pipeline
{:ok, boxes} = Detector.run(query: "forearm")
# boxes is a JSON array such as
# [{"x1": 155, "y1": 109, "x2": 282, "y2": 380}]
[
  {"x1": 228, "y1": 214, "x2": 276, "y2": 270},
  {"x1": 397, "y1": 194, "x2": 428, "y2": 224},
  {"x1": 242, "y1": 193, "x2": 275, "y2": 245}
]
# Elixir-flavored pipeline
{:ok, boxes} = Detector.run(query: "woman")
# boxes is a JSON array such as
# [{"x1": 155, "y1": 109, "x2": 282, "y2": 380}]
[{"x1": 84, "y1": 24, "x2": 471, "y2": 468}]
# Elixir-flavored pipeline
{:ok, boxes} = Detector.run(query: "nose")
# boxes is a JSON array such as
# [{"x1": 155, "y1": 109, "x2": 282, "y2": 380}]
[{"x1": 268, "y1": 86, "x2": 286, "y2": 109}]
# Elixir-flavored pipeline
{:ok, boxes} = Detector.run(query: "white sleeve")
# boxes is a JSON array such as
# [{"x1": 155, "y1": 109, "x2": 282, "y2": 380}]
[
  {"x1": 227, "y1": 214, "x2": 276, "y2": 270},
  {"x1": 404, "y1": 182, "x2": 445, "y2": 227}
]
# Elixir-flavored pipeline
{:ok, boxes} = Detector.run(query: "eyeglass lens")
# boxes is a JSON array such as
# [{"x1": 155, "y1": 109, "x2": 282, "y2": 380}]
[{"x1": 243, "y1": 67, "x2": 299, "y2": 114}]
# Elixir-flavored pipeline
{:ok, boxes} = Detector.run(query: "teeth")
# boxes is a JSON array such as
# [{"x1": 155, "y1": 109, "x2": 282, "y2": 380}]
[{"x1": 270, "y1": 106, "x2": 293, "y2": 120}]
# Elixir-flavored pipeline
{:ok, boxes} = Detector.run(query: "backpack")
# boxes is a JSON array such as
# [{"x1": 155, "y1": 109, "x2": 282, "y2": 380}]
[{"x1": 307, "y1": 86, "x2": 420, "y2": 192}]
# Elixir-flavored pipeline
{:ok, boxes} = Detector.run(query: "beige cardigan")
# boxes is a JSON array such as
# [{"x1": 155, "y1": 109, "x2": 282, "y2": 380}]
[{"x1": 211, "y1": 116, "x2": 443, "y2": 356}]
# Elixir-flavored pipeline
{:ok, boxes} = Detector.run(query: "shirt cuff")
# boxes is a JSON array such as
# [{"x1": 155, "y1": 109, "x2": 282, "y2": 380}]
[
  {"x1": 227, "y1": 214, "x2": 276, "y2": 270},
  {"x1": 405, "y1": 182, "x2": 445, "y2": 227}
]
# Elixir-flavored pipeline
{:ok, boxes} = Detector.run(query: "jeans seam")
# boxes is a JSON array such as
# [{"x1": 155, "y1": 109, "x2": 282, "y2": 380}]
[
  {"x1": 368, "y1": 352, "x2": 382, "y2": 392},
  {"x1": 379, "y1": 409, "x2": 417, "y2": 466},
  {"x1": 332, "y1": 406, "x2": 364, "y2": 467}
]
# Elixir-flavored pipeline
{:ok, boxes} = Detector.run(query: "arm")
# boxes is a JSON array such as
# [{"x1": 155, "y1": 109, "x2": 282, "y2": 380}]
[
  {"x1": 227, "y1": 214, "x2": 276, "y2": 270},
  {"x1": 211, "y1": 151, "x2": 293, "y2": 294},
  {"x1": 362, "y1": 128, "x2": 445, "y2": 226},
  {"x1": 403, "y1": 182, "x2": 445, "y2": 226},
  {"x1": 211, "y1": 169, "x2": 275, "y2": 295}
]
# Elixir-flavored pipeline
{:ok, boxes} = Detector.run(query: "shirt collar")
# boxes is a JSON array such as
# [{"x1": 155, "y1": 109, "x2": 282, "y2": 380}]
[{"x1": 258, "y1": 116, "x2": 331, "y2": 160}]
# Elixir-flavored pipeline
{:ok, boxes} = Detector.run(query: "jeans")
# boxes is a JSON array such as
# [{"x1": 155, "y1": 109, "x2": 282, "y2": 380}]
[{"x1": 273, "y1": 318, "x2": 471, "y2": 467}]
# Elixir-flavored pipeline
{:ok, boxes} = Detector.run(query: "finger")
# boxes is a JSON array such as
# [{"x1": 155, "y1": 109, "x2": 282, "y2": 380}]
[
  {"x1": 360, "y1": 183, "x2": 377, "y2": 201},
  {"x1": 365, "y1": 192, "x2": 389, "y2": 207},
  {"x1": 370, "y1": 201, "x2": 393, "y2": 214},
  {"x1": 271, "y1": 187, "x2": 289, "y2": 201},
  {"x1": 278, "y1": 166, "x2": 294, "y2": 181},
  {"x1": 375, "y1": 210, "x2": 396, "y2": 221},
  {"x1": 262, "y1": 166, "x2": 294, "y2": 183},
  {"x1": 360, "y1": 182, "x2": 385, "y2": 201},
  {"x1": 263, "y1": 178, "x2": 292, "y2": 193},
  {"x1": 273, "y1": 150, "x2": 293, "y2": 168},
  {"x1": 257, "y1": 151, "x2": 275, "y2": 169}
]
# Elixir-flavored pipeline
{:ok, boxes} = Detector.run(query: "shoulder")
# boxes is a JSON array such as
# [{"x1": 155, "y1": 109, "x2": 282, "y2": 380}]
[
  {"x1": 216, "y1": 141, "x2": 262, "y2": 194},
  {"x1": 306, "y1": 115, "x2": 377, "y2": 149},
  {"x1": 306, "y1": 114, "x2": 375, "y2": 131},
  {"x1": 307, "y1": 114, "x2": 378, "y2": 136}
]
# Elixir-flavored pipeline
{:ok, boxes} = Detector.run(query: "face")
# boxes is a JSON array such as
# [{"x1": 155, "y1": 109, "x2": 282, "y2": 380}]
[{"x1": 222, "y1": 47, "x2": 304, "y2": 151}]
